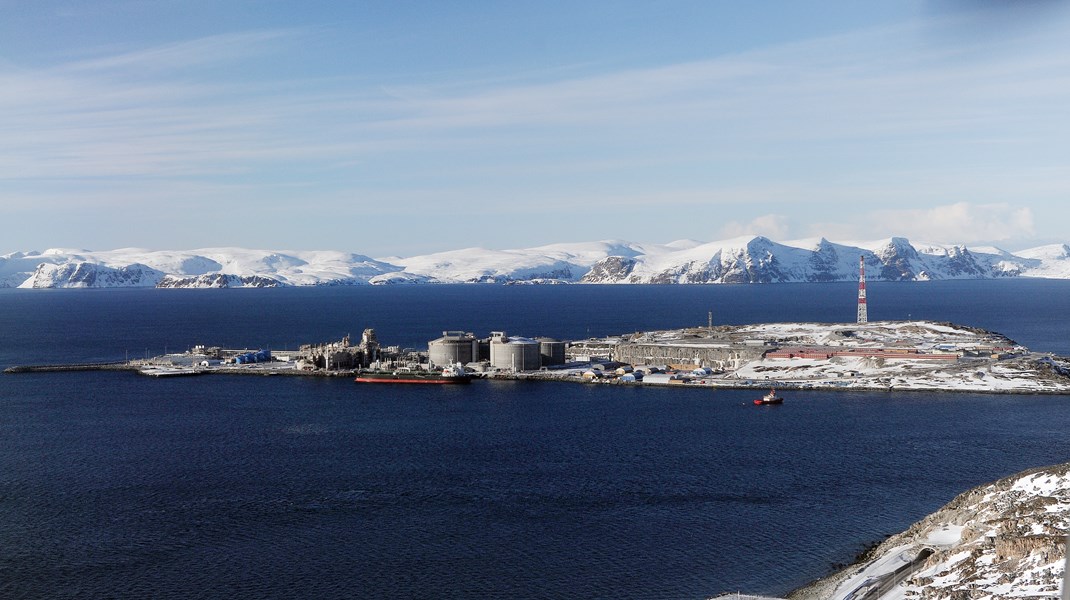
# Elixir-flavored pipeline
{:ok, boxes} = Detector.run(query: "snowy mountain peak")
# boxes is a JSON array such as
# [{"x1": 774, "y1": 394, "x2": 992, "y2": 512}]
[
  {"x1": 18, "y1": 261, "x2": 164, "y2": 289},
  {"x1": 1018, "y1": 243, "x2": 1070, "y2": 260},
  {"x1": 4, "y1": 237, "x2": 1070, "y2": 288}
]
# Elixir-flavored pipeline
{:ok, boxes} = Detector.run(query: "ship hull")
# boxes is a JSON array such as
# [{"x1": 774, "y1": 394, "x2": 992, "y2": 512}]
[{"x1": 354, "y1": 372, "x2": 472, "y2": 384}]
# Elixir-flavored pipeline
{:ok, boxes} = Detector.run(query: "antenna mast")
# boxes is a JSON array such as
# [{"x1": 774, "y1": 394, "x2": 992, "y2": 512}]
[{"x1": 857, "y1": 255, "x2": 868, "y2": 324}]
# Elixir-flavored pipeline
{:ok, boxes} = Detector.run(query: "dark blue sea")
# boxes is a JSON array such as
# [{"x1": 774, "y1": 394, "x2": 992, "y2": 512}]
[{"x1": 2, "y1": 280, "x2": 1070, "y2": 599}]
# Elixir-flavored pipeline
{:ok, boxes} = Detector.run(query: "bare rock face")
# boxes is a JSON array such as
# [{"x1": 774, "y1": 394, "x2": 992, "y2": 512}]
[
  {"x1": 791, "y1": 462, "x2": 1070, "y2": 600},
  {"x1": 156, "y1": 274, "x2": 282, "y2": 288},
  {"x1": 20, "y1": 262, "x2": 164, "y2": 288},
  {"x1": 876, "y1": 237, "x2": 924, "y2": 281},
  {"x1": 808, "y1": 238, "x2": 844, "y2": 282},
  {"x1": 581, "y1": 256, "x2": 638, "y2": 283}
]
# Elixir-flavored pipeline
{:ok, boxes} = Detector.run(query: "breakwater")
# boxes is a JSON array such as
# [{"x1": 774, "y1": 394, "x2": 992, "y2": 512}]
[
  {"x1": 3, "y1": 362, "x2": 358, "y2": 377},
  {"x1": 3, "y1": 362, "x2": 134, "y2": 374}
]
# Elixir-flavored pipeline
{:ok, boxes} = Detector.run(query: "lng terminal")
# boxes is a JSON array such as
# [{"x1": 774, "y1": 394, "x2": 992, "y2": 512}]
[{"x1": 7, "y1": 320, "x2": 1070, "y2": 394}]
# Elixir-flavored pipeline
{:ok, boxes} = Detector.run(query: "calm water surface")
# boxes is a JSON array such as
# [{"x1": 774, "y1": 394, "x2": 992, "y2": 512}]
[{"x1": 1, "y1": 281, "x2": 1069, "y2": 599}]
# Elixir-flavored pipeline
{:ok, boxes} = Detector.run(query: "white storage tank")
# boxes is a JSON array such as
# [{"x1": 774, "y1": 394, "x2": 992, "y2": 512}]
[
  {"x1": 537, "y1": 337, "x2": 567, "y2": 367},
  {"x1": 489, "y1": 331, "x2": 541, "y2": 371},
  {"x1": 429, "y1": 331, "x2": 479, "y2": 366}
]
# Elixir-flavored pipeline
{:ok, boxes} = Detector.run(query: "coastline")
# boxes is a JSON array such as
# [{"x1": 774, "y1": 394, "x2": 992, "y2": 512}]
[
  {"x1": 786, "y1": 462, "x2": 1070, "y2": 600},
  {"x1": 10, "y1": 362, "x2": 1070, "y2": 398},
  {"x1": 8, "y1": 320, "x2": 1070, "y2": 394},
  {"x1": 8, "y1": 359, "x2": 1070, "y2": 395}
]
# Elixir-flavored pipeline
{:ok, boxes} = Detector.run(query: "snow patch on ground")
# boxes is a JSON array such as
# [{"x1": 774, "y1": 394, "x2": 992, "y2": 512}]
[{"x1": 624, "y1": 321, "x2": 1070, "y2": 394}]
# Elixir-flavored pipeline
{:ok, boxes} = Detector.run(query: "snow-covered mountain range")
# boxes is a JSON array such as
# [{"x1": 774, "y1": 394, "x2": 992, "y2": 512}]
[{"x1": 3, "y1": 236, "x2": 1070, "y2": 288}]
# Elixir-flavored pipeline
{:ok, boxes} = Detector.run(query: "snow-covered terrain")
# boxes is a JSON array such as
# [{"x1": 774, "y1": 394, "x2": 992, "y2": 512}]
[
  {"x1": 722, "y1": 321, "x2": 1070, "y2": 394},
  {"x1": 0, "y1": 248, "x2": 398, "y2": 288},
  {"x1": 791, "y1": 462, "x2": 1070, "y2": 600},
  {"x1": 577, "y1": 321, "x2": 1070, "y2": 394},
  {"x1": 3, "y1": 236, "x2": 1070, "y2": 288}
]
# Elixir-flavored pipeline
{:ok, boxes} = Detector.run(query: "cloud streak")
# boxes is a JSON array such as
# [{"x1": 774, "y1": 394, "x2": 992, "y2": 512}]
[
  {"x1": 1, "y1": 11, "x2": 1068, "y2": 252},
  {"x1": 719, "y1": 215, "x2": 792, "y2": 240},
  {"x1": 3, "y1": 16, "x2": 1068, "y2": 181},
  {"x1": 872, "y1": 202, "x2": 1034, "y2": 244},
  {"x1": 65, "y1": 30, "x2": 303, "y2": 74},
  {"x1": 811, "y1": 202, "x2": 1035, "y2": 246}
]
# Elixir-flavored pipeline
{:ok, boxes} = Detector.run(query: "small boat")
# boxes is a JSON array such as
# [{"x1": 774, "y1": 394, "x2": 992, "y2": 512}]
[
  {"x1": 753, "y1": 389, "x2": 783, "y2": 405},
  {"x1": 354, "y1": 362, "x2": 472, "y2": 385}
]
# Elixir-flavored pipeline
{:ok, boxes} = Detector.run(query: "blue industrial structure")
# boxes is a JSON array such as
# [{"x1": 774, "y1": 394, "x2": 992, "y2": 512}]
[{"x1": 234, "y1": 349, "x2": 271, "y2": 364}]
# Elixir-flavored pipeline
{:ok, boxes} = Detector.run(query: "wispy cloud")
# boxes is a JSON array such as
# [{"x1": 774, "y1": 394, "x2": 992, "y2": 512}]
[
  {"x1": 718, "y1": 215, "x2": 792, "y2": 240},
  {"x1": 812, "y1": 202, "x2": 1035, "y2": 245},
  {"x1": 1, "y1": 11, "x2": 1068, "y2": 251},
  {"x1": 64, "y1": 30, "x2": 302, "y2": 74},
  {"x1": 4, "y1": 14, "x2": 1067, "y2": 185},
  {"x1": 875, "y1": 202, "x2": 1034, "y2": 243}
]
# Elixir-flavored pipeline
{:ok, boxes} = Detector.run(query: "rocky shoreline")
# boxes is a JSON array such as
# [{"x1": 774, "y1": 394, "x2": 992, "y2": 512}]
[{"x1": 789, "y1": 462, "x2": 1070, "y2": 600}]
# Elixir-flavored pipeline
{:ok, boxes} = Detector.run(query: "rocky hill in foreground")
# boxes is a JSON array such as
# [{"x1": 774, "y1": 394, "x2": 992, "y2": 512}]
[
  {"x1": 3, "y1": 236, "x2": 1070, "y2": 288},
  {"x1": 790, "y1": 462, "x2": 1070, "y2": 600}
]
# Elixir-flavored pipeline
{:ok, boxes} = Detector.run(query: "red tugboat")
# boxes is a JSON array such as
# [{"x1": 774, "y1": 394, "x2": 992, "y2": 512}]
[{"x1": 753, "y1": 389, "x2": 784, "y2": 405}]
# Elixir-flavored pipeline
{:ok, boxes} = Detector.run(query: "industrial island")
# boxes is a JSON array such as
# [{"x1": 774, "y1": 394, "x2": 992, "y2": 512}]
[
  {"x1": 8, "y1": 319, "x2": 1070, "y2": 394},
  {"x1": 11, "y1": 255, "x2": 1070, "y2": 393}
]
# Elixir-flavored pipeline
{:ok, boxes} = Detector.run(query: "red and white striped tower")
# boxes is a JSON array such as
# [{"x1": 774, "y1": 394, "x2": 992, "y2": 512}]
[{"x1": 856, "y1": 254, "x2": 868, "y2": 324}]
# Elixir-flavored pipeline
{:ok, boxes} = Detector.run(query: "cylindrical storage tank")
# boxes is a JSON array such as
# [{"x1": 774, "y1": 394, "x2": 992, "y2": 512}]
[
  {"x1": 476, "y1": 340, "x2": 491, "y2": 362},
  {"x1": 537, "y1": 338, "x2": 566, "y2": 367},
  {"x1": 429, "y1": 333, "x2": 478, "y2": 366},
  {"x1": 490, "y1": 336, "x2": 541, "y2": 371}
]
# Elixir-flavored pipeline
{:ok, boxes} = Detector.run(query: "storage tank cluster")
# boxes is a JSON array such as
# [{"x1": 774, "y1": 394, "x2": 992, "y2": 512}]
[
  {"x1": 427, "y1": 331, "x2": 567, "y2": 371},
  {"x1": 233, "y1": 349, "x2": 271, "y2": 364}
]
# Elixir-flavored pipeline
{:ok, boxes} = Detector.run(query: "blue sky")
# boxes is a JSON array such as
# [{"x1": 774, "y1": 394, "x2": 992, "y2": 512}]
[{"x1": 1, "y1": 0, "x2": 1068, "y2": 256}]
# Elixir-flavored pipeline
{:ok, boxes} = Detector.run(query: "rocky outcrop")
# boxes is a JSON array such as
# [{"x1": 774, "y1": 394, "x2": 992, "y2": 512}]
[
  {"x1": 940, "y1": 246, "x2": 989, "y2": 279},
  {"x1": 791, "y1": 462, "x2": 1070, "y2": 600},
  {"x1": 808, "y1": 238, "x2": 845, "y2": 282},
  {"x1": 581, "y1": 256, "x2": 638, "y2": 283},
  {"x1": 19, "y1": 262, "x2": 164, "y2": 288},
  {"x1": 156, "y1": 274, "x2": 282, "y2": 288},
  {"x1": 876, "y1": 237, "x2": 925, "y2": 281}
]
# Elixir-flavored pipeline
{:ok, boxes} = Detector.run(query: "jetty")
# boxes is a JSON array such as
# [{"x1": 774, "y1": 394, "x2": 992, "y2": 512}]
[{"x1": 4, "y1": 362, "x2": 134, "y2": 374}]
